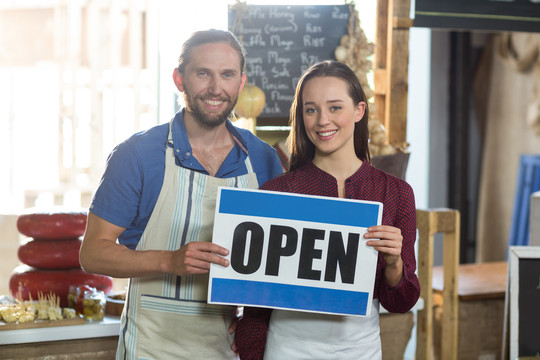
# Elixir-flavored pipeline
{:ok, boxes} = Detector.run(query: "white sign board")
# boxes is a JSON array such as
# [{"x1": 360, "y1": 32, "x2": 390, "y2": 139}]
[{"x1": 208, "y1": 187, "x2": 383, "y2": 316}]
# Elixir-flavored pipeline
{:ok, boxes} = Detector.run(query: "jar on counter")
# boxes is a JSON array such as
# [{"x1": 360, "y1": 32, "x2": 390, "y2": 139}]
[{"x1": 83, "y1": 290, "x2": 105, "y2": 321}]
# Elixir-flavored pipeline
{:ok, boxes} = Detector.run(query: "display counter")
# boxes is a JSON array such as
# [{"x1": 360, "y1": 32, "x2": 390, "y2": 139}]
[{"x1": 0, "y1": 315, "x2": 121, "y2": 359}]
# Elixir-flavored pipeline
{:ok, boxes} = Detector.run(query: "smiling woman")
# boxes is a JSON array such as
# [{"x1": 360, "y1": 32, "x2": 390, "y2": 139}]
[{"x1": 235, "y1": 60, "x2": 419, "y2": 360}]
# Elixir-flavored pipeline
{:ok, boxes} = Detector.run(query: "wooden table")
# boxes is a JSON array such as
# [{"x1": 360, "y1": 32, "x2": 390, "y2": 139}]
[
  {"x1": 432, "y1": 261, "x2": 507, "y2": 300},
  {"x1": 431, "y1": 261, "x2": 507, "y2": 360}
]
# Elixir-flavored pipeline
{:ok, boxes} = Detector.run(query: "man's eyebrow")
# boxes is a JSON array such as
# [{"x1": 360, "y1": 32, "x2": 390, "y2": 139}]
[
  {"x1": 191, "y1": 66, "x2": 240, "y2": 74},
  {"x1": 192, "y1": 66, "x2": 209, "y2": 72},
  {"x1": 221, "y1": 68, "x2": 240, "y2": 74}
]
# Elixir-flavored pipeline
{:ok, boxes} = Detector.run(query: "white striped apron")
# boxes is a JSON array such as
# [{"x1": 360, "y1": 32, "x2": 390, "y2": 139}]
[
  {"x1": 264, "y1": 300, "x2": 382, "y2": 360},
  {"x1": 116, "y1": 122, "x2": 259, "y2": 360}
]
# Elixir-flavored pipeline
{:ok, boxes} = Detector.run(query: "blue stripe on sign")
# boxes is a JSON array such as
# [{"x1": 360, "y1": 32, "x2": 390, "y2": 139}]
[
  {"x1": 211, "y1": 278, "x2": 369, "y2": 316},
  {"x1": 219, "y1": 188, "x2": 380, "y2": 228}
]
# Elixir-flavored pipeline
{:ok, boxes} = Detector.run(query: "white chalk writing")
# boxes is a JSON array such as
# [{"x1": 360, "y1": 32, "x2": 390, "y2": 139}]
[
  {"x1": 247, "y1": 7, "x2": 266, "y2": 19},
  {"x1": 306, "y1": 23, "x2": 322, "y2": 33},
  {"x1": 332, "y1": 6, "x2": 348, "y2": 19},
  {"x1": 270, "y1": 35, "x2": 294, "y2": 50},
  {"x1": 304, "y1": 10, "x2": 321, "y2": 19},
  {"x1": 269, "y1": 8, "x2": 295, "y2": 22},
  {"x1": 271, "y1": 90, "x2": 292, "y2": 101},
  {"x1": 300, "y1": 52, "x2": 321, "y2": 64},
  {"x1": 303, "y1": 35, "x2": 325, "y2": 47},
  {"x1": 263, "y1": 102, "x2": 283, "y2": 114},
  {"x1": 268, "y1": 51, "x2": 292, "y2": 65},
  {"x1": 265, "y1": 15, "x2": 298, "y2": 33},
  {"x1": 261, "y1": 77, "x2": 289, "y2": 90},
  {"x1": 272, "y1": 64, "x2": 290, "y2": 78}
]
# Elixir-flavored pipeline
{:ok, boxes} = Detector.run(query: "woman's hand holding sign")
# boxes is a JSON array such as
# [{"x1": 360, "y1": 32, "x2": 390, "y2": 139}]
[{"x1": 364, "y1": 225, "x2": 404, "y2": 287}]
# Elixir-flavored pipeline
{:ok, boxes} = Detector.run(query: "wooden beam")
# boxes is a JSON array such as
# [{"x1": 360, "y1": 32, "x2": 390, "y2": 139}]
[
  {"x1": 416, "y1": 209, "x2": 436, "y2": 360},
  {"x1": 373, "y1": 68, "x2": 387, "y2": 95},
  {"x1": 441, "y1": 210, "x2": 460, "y2": 360},
  {"x1": 385, "y1": 0, "x2": 410, "y2": 148},
  {"x1": 374, "y1": 0, "x2": 388, "y2": 128},
  {"x1": 393, "y1": 16, "x2": 414, "y2": 29},
  {"x1": 416, "y1": 209, "x2": 460, "y2": 360}
]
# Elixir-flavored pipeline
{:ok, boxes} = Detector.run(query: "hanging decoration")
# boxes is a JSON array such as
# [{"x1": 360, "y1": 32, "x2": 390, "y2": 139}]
[
  {"x1": 497, "y1": 32, "x2": 540, "y2": 137},
  {"x1": 235, "y1": 81, "x2": 266, "y2": 119}
]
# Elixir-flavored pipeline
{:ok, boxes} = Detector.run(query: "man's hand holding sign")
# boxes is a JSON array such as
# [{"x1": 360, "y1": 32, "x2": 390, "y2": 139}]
[{"x1": 208, "y1": 187, "x2": 383, "y2": 317}]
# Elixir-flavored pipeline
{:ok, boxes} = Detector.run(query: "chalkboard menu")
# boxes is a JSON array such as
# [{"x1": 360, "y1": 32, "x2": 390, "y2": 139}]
[
  {"x1": 414, "y1": 0, "x2": 540, "y2": 33},
  {"x1": 228, "y1": 5, "x2": 350, "y2": 118}
]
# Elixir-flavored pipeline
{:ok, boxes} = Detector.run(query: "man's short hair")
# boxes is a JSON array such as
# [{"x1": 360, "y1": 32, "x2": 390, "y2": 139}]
[{"x1": 177, "y1": 29, "x2": 246, "y2": 74}]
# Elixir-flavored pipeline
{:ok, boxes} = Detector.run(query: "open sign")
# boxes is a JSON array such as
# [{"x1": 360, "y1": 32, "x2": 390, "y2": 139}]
[{"x1": 208, "y1": 187, "x2": 383, "y2": 316}]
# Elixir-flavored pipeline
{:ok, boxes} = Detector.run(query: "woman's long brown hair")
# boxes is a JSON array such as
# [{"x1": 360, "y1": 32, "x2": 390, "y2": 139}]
[{"x1": 288, "y1": 60, "x2": 370, "y2": 172}]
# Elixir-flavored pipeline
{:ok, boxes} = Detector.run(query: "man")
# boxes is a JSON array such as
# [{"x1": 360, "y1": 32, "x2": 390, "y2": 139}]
[{"x1": 80, "y1": 29, "x2": 283, "y2": 359}]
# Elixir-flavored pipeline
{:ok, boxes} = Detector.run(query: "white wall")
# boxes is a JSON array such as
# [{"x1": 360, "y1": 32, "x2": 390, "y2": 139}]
[
  {"x1": 406, "y1": 27, "x2": 432, "y2": 210},
  {"x1": 428, "y1": 31, "x2": 450, "y2": 210},
  {"x1": 406, "y1": 28, "x2": 451, "y2": 213}
]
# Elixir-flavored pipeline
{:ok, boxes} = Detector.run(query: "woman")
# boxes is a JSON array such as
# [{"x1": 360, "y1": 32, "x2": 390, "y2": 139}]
[{"x1": 235, "y1": 60, "x2": 420, "y2": 359}]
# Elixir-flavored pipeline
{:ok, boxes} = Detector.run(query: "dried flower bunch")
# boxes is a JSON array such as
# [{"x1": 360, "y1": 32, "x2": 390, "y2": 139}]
[{"x1": 334, "y1": 3, "x2": 400, "y2": 156}]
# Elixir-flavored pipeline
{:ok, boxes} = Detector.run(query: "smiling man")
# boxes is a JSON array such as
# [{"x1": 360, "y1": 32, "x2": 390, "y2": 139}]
[{"x1": 79, "y1": 29, "x2": 283, "y2": 360}]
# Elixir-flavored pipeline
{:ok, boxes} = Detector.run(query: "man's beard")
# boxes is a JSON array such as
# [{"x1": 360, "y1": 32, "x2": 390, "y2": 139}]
[{"x1": 183, "y1": 91, "x2": 237, "y2": 129}]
